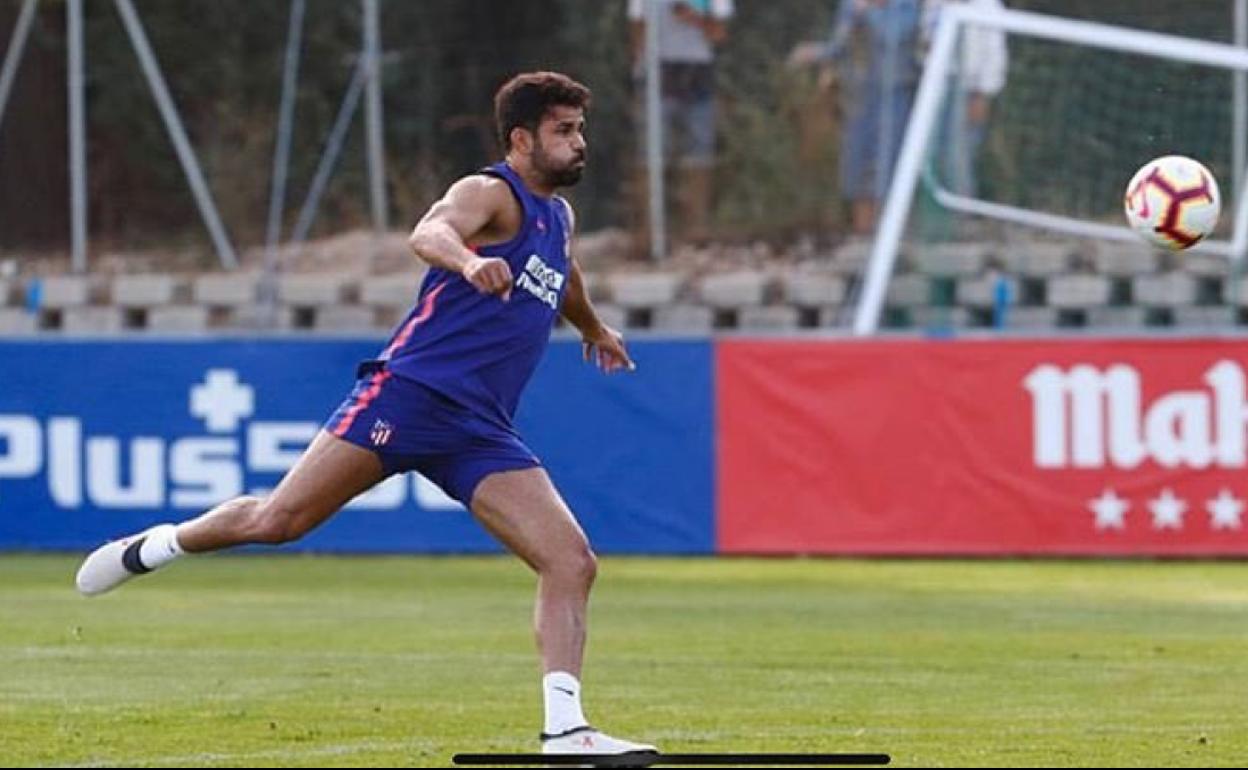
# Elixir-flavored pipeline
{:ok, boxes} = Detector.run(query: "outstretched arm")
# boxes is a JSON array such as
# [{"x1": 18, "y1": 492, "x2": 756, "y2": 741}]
[
  {"x1": 409, "y1": 176, "x2": 518, "y2": 300},
  {"x1": 788, "y1": 0, "x2": 856, "y2": 66}
]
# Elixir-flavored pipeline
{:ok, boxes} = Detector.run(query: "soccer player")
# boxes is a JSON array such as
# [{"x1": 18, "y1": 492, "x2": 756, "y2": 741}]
[{"x1": 75, "y1": 71, "x2": 657, "y2": 760}]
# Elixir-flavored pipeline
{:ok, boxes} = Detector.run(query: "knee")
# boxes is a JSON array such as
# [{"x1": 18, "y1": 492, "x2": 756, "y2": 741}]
[
  {"x1": 578, "y1": 548, "x2": 599, "y2": 586},
  {"x1": 548, "y1": 544, "x2": 598, "y2": 588},
  {"x1": 245, "y1": 497, "x2": 306, "y2": 545}
]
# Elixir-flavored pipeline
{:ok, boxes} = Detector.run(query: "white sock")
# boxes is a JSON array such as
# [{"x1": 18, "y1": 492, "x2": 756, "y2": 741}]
[
  {"x1": 542, "y1": 671, "x2": 588, "y2": 736},
  {"x1": 137, "y1": 524, "x2": 184, "y2": 570}
]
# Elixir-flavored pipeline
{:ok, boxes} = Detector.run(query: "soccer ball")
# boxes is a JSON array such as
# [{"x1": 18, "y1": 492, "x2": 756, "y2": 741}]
[{"x1": 1124, "y1": 155, "x2": 1221, "y2": 250}]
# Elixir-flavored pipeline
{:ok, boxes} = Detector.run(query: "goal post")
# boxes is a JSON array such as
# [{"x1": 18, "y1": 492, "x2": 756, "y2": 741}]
[{"x1": 853, "y1": 4, "x2": 1248, "y2": 336}]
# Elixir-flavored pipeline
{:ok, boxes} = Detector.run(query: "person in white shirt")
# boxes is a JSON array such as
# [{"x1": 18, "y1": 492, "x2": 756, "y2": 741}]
[{"x1": 923, "y1": 0, "x2": 1008, "y2": 197}]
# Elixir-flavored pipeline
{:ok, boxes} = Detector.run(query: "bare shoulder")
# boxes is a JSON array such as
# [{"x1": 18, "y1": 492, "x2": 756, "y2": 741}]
[
  {"x1": 427, "y1": 173, "x2": 522, "y2": 247},
  {"x1": 441, "y1": 174, "x2": 514, "y2": 211},
  {"x1": 422, "y1": 174, "x2": 514, "y2": 222}
]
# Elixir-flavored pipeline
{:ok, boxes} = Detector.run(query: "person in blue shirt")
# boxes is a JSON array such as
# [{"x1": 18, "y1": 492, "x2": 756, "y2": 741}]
[
  {"x1": 791, "y1": 0, "x2": 922, "y2": 236},
  {"x1": 74, "y1": 71, "x2": 657, "y2": 761}
]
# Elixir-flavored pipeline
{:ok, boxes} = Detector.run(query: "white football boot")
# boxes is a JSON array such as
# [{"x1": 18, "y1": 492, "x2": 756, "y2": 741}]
[
  {"x1": 541, "y1": 725, "x2": 659, "y2": 764},
  {"x1": 75, "y1": 525, "x2": 172, "y2": 596}
]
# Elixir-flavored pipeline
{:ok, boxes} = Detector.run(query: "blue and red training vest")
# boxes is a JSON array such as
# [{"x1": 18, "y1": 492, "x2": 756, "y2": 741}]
[{"x1": 377, "y1": 161, "x2": 571, "y2": 427}]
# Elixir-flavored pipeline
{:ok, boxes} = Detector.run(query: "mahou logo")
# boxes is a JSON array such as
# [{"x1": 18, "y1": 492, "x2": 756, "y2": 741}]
[{"x1": 1024, "y1": 360, "x2": 1248, "y2": 469}]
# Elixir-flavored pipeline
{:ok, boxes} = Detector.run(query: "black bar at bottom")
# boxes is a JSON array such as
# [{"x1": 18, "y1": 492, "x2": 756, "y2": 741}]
[{"x1": 452, "y1": 753, "x2": 890, "y2": 766}]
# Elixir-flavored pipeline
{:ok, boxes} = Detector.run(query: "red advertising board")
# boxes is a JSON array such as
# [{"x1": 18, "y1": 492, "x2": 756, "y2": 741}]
[{"x1": 717, "y1": 338, "x2": 1248, "y2": 555}]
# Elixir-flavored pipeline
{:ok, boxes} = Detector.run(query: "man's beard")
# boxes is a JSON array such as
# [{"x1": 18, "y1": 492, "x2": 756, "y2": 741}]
[{"x1": 534, "y1": 144, "x2": 586, "y2": 187}]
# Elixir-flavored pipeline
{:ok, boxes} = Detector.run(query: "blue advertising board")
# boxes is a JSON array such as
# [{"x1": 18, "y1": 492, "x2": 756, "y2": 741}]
[{"x1": 0, "y1": 338, "x2": 713, "y2": 554}]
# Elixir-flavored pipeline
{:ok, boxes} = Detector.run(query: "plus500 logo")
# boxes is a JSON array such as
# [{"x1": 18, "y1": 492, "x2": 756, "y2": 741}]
[{"x1": 0, "y1": 369, "x2": 459, "y2": 511}]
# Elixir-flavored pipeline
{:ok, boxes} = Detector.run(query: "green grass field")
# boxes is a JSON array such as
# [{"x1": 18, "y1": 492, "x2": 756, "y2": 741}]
[{"x1": 2, "y1": 555, "x2": 1246, "y2": 768}]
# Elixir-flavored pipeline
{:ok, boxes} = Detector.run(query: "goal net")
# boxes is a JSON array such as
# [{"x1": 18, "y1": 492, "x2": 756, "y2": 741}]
[{"x1": 853, "y1": 4, "x2": 1248, "y2": 335}]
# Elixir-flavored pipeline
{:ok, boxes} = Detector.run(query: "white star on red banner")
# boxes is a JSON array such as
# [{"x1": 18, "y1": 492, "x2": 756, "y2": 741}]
[
  {"x1": 1148, "y1": 488, "x2": 1187, "y2": 531},
  {"x1": 1206, "y1": 489, "x2": 1244, "y2": 531},
  {"x1": 1089, "y1": 488, "x2": 1129, "y2": 531}
]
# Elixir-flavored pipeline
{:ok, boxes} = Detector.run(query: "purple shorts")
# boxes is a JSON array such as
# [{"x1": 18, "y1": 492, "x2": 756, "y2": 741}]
[{"x1": 325, "y1": 369, "x2": 541, "y2": 507}]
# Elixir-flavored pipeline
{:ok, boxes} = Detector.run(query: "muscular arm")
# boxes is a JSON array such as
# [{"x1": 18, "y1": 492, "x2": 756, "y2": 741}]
[
  {"x1": 557, "y1": 202, "x2": 599, "y2": 336},
  {"x1": 561, "y1": 256, "x2": 605, "y2": 338},
  {"x1": 408, "y1": 176, "x2": 520, "y2": 298},
  {"x1": 559, "y1": 203, "x2": 636, "y2": 373}
]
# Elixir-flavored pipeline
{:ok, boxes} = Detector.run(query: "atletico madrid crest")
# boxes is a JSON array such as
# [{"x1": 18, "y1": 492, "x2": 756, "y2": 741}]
[{"x1": 370, "y1": 419, "x2": 393, "y2": 447}]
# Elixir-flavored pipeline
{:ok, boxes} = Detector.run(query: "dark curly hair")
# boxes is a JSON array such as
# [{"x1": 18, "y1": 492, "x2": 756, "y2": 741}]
[{"x1": 494, "y1": 71, "x2": 591, "y2": 151}]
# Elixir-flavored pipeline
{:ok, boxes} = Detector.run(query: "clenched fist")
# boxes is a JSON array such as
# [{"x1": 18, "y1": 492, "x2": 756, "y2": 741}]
[{"x1": 463, "y1": 256, "x2": 514, "y2": 301}]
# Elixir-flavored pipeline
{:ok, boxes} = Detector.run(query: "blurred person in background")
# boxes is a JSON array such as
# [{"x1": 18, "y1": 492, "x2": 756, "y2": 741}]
[
  {"x1": 791, "y1": 0, "x2": 922, "y2": 237},
  {"x1": 629, "y1": 0, "x2": 734, "y2": 244},
  {"x1": 923, "y1": 0, "x2": 1008, "y2": 198}
]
